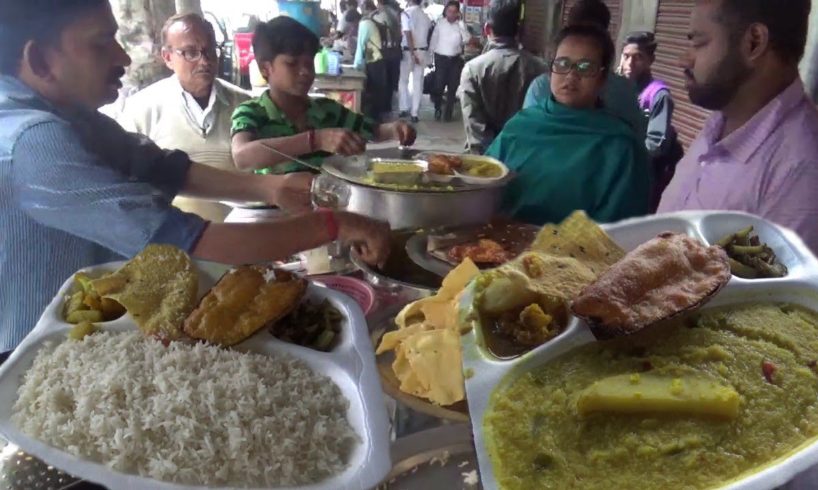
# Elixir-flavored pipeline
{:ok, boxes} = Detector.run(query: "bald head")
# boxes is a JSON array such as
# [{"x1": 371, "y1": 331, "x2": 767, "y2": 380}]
[{"x1": 160, "y1": 13, "x2": 217, "y2": 101}]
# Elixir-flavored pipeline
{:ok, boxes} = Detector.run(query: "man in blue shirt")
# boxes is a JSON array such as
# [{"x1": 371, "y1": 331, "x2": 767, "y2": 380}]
[
  {"x1": 0, "y1": 0, "x2": 391, "y2": 361},
  {"x1": 522, "y1": 0, "x2": 644, "y2": 135}
]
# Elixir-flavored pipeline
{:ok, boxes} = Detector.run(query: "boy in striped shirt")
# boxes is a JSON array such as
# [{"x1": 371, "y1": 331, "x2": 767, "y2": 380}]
[{"x1": 231, "y1": 16, "x2": 416, "y2": 175}]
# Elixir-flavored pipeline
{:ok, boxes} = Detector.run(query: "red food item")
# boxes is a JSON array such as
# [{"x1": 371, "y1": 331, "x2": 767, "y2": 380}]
[
  {"x1": 447, "y1": 239, "x2": 513, "y2": 266},
  {"x1": 762, "y1": 361, "x2": 777, "y2": 384}
]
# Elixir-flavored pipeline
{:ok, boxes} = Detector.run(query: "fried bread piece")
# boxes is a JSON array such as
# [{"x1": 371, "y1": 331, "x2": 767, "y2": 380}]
[
  {"x1": 91, "y1": 244, "x2": 198, "y2": 340},
  {"x1": 571, "y1": 232, "x2": 731, "y2": 340},
  {"x1": 427, "y1": 154, "x2": 463, "y2": 175},
  {"x1": 184, "y1": 266, "x2": 308, "y2": 346}
]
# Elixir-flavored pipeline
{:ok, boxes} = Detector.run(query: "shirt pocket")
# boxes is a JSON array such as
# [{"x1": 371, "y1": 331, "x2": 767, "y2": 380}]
[{"x1": 693, "y1": 162, "x2": 760, "y2": 213}]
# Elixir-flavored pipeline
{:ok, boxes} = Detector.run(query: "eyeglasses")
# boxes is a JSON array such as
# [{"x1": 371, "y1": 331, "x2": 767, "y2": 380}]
[
  {"x1": 550, "y1": 57, "x2": 603, "y2": 78},
  {"x1": 171, "y1": 48, "x2": 217, "y2": 63}
]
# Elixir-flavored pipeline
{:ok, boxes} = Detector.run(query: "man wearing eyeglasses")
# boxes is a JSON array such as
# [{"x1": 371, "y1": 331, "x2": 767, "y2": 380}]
[{"x1": 118, "y1": 13, "x2": 253, "y2": 222}]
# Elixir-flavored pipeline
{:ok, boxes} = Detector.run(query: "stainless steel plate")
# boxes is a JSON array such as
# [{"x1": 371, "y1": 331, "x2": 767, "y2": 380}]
[
  {"x1": 405, "y1": 232, "x2": 453, "y2": 277},
  {"x1": 0, "y1": 439, "x2": 82, "y2": 490},
  {"x1": 377, "y1": 424, "x2": 481, "y2": 489}
]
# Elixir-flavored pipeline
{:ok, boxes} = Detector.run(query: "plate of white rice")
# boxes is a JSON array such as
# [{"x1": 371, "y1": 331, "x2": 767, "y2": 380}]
[{"x1": 0, "y1": 260, "x2": 391, "y2": 490}]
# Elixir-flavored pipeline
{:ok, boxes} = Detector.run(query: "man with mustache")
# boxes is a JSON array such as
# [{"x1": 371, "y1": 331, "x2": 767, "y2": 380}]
[
  {"x1": 117, "y1": 13, "x2": 282, "y2": 222},
  {"x1": 0, "y1": 0, "x2": 391, "y2": 363},
  {"x1": 658, "y1": 0, "x2": 818, "y2": 254}
]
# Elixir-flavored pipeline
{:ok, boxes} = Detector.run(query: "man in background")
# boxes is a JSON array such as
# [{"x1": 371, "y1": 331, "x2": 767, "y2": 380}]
[
  {"x1": 337, "y1": 0, "x2": 362, "y2": 50},
  {"x1": 659, "y1": 0, "x2": 818, "y2": 254},
  {"x1": 618, "y1": 31, "x2": 683, "y2": 210},
  {"x1": 118, "y1": 13, "x2": 253, "y2": 222},
  {"x1": 398, "y1": 0, "x2": 432, "y2": 123},
  {"x1": 459, "y1": 0, "x2": 545, "y2": 153},
  {"x1": 371, "y1": 0, "x2": 403, "y2": 111},
  {"x1": 429, "y1": 0, "x2": 470, "y2": 121}
]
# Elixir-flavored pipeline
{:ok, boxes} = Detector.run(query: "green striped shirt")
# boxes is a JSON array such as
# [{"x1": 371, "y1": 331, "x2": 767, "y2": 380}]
[{"x1": 231, "y1": 91, "x2": 376, "y2": 174}]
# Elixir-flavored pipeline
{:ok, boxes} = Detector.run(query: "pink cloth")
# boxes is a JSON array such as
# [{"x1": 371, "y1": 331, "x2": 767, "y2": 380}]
[{"x1": 658, "y1": 78, "x2": 818, "y2": 254}]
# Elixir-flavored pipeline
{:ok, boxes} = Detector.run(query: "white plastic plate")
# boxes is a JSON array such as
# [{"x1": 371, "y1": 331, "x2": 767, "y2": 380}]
[
  {"x1": 0, "y1": 260, "x2": 391, "y2": 490},
  {"x1": 461, "y1": 211, "x2": 818, "y2": 490}
]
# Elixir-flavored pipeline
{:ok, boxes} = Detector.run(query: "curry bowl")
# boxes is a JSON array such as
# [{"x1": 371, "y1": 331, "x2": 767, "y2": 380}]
[
  {"x1": 0, "y1": 261, "x2": 391, "y2": 490},
  {"x1": 461, "y1": 211, "x2": 818, "y2": 490}
]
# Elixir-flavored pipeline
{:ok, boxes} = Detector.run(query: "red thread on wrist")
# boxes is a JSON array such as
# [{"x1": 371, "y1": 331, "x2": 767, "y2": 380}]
[
  {"x1": 318, "y1": 208, "x2": 339, "y2": 241},
  {"x1": 307, "y1": 129, "x2": 316, "y2": 152}
]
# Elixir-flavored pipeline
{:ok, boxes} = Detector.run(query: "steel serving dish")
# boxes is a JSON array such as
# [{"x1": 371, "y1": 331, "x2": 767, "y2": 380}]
[{"x1": 313, "y1": 149, "x2": 510, "y2": 230}]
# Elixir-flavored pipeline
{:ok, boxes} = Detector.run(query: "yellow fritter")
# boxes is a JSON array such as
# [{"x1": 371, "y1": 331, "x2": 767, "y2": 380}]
[{"x1": 91, "y1": 244, "x2": 198, "y2": 340}]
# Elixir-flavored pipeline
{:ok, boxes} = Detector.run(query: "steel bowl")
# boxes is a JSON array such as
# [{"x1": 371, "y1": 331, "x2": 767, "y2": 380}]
[{"x1": 313, "y1": 150, "x2": 510, "y2": 231}]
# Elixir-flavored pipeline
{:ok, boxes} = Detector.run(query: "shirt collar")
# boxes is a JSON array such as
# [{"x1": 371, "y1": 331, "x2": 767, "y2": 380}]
[
  {"x1": 260, "y1": 91, "x2": 328, "y2": 127},
  {"x1": 173, "y1": 74, "x2": 221, "y2": 110},
  {"x1": 486, "y1": 37, "x2": 517, "y2": 51},
  {"x1": 704, "y1": 77, "x2": 807, "y2": 164},
  {"x1": 0, "y1": 75, "x2": 56, "y2": 111}
]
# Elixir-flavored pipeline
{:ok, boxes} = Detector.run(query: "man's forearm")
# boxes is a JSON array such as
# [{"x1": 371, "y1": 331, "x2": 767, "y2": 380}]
[
  {"x1": 192, "y1": 212, "x2": 333, "y2": 264},
  {"x1": 232, "y1": 133, "x2": 313, "y2": 171},
  {"x1": 180, "y1": 162, "x2": 281, "y2": 203}
]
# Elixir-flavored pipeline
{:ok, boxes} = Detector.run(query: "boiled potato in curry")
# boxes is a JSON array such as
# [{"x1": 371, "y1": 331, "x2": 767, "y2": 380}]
[{"x1": 485, "y1": 303, "x2": 818, "y2": 490}]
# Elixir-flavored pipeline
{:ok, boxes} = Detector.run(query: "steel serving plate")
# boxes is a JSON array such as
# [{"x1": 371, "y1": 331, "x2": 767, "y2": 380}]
[
  {"x1": 459, "y1": 211, "x2": 818, "y2": 490},
  {"x1": 0, "y1": 261, "x2": 391, "y2": 490},
  {"x1": 314, "y1": 149, "x2": 510, "y2": 230}
]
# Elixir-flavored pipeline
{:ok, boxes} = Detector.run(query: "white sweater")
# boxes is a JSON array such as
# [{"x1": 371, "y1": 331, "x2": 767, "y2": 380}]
[{"x1": 119, "y1": 76, "x2": 251, "y2": 222}]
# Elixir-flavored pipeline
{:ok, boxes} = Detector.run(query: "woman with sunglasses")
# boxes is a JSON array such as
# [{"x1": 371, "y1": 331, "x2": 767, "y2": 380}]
[{"x1": 485, "y1": 25, "x2": 650, "y2": 226}]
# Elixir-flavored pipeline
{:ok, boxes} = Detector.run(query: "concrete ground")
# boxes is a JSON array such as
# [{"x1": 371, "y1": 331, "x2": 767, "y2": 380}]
[{"x1": 369, "y1": 94, "x2": 466, "y2": 154}]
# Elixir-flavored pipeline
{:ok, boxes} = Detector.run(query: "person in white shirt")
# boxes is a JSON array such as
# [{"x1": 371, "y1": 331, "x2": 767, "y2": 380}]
[
  {"x1": 118, "y1": 13, "x2": 253, "y2": 222},
  {"x1": 429, "y1": 1, "x2": 470, "y2": 121},
  {"x1": 399, "y1": 0, "x2": 432, "y2": 122}
]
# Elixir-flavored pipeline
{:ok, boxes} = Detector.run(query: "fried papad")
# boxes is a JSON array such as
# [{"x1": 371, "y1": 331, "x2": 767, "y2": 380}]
[
  {"x1": 530, "y1": 210, "x2": 625, "y2": 276},
  {"x1": 91, "y1": 244, "x2": 198, "y2": 340},
  {"x1": 571, "y1": 232, "x2": 731, "y2": 340},
  {"x1": 183, "y1": 265, "x2": 308, "y2": 346}
]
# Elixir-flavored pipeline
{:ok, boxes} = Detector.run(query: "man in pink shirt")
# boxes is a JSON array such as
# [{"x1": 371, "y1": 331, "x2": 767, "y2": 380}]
[{"x1": 658, "y1": 0, "x2": 818, "y2": 253}]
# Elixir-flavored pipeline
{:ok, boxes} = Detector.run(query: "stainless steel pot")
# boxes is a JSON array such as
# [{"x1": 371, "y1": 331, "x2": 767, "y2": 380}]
[{"x1": 312, "y1": 149, "x2": 509, "y2": 230}]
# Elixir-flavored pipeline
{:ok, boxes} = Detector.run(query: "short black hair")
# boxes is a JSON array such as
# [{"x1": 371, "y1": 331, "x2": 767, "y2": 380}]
[
  {"x1": 567, "y1": 0, "x2": 611, "y2": 31},
  {"x1": 252, "y1": 16, "x2": 320, "y2": 65},
  {"x1": 554, "y1": 24, "x2": 615, "y2": 75},
  {"x1": 445, "y1": 0, "x2": 461, "y2": 12},
  {"x1": 0, "y1": 0, "x2": 107, "y2": 75},
  {"x1": 161, "y1": 13, "x2": 215, "y2": 47},
  {"x1": 487, "y1": 0, "x2": 522, "y2": 38},
  {"x1": 624, "y1": 31, "x2": 657, "y2": 57},
  {"x1": 716, "y1": 0, "x2": 810, "y2": 64}
]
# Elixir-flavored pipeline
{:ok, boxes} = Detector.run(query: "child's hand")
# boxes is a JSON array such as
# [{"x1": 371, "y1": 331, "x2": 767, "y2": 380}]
[
  {"x1": 393, "y1": 121, "x2": 417, "y2": 146},
  {"x1": 316, "y1": 128, "x2": 366, "y2": 156}
]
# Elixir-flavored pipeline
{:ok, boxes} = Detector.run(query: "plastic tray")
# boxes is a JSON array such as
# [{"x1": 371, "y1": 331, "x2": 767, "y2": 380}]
[
  {"x1": 0, "y1": 260, "x2": 391, "y2": 490},
  {"x1": 460, "y1": 211, "x2": 818, "y2": 490}
]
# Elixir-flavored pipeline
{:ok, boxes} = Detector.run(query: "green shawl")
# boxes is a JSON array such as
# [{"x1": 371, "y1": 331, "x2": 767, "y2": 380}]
[{"x1": 486, "y1": 96, "x2": 650, "y2": 226}]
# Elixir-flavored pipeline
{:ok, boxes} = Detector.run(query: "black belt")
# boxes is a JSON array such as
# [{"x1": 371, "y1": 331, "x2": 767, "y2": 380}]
[{"x1": 403, "y1": 47, "x2": 428, "y2": 51}]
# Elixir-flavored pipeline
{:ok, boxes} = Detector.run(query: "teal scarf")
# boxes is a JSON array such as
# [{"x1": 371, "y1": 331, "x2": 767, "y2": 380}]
[{"x1": 486, "y1": 96, "x2": 650, "y2": 225}]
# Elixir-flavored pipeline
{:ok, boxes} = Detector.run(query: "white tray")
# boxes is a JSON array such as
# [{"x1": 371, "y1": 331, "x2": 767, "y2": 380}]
[
  {"x1": 0, "y1": 260, "x2": 391, "y2": 490},
  {"x1": 460, "y1": 211, "x2": 818, "y2": 490}
]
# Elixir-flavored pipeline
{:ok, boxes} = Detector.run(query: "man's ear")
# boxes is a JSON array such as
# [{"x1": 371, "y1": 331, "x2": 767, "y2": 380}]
[
  {"x1": 160, "y1": 47, "x2": 174, "y2": 69},
  {"x1": 745, "y1": 23, "x2": 770, "y2": 63},
  {"x1": 21, "y1": 40, "x2": 52, "y2": 80},
  {"x1": 483, "y1": 23, "x2": 491, "y2": 38}
]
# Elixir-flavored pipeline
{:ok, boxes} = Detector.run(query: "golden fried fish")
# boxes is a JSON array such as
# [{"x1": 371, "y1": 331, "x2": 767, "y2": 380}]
[
  {"x1": 91, "y1": 244, "x2": 198, "y2": 340},
  {"x1": 183, "y1": 265, "x2": 308, "y2": 346},
  {"x1": 571, "y1": 232, "x2": 731, "y2": 340}
]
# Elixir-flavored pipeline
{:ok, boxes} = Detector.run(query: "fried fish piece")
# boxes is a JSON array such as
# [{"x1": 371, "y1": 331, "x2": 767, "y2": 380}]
[
  {"x1": 427, "y1": 154, "x2": 463, "y2": 175},
  {"x1": 183, "y1": 266, "x2": 308, "y2": 346},
  {"x1": 571, "y1": 232, "x2": 731, "y2": 340}
]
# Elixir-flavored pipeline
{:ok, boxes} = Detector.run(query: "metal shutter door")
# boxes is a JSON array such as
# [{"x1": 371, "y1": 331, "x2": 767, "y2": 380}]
[
  {"x1": 653, "y1": 0, "x2": 710, "y2": 148},
  {"x1": 522, "y1": 0, "x2": 550, "y2": 56},
  {"x1": 561, "y1": 0, "x2": 622, "y2": 41}
]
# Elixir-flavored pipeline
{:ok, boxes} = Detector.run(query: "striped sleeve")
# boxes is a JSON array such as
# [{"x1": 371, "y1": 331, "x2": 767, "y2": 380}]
[
  {"x1": 231, "y1": 99, "x2": 266, "y2": 136},
  {"x1": 322, "y1": 99, "x2": 376, "y2": 140}
]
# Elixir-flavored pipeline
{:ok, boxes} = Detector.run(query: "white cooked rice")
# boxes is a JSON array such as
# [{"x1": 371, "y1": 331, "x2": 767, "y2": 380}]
[{"x1": 12, "y1": 331, "x2": 358, "y2": 487}]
